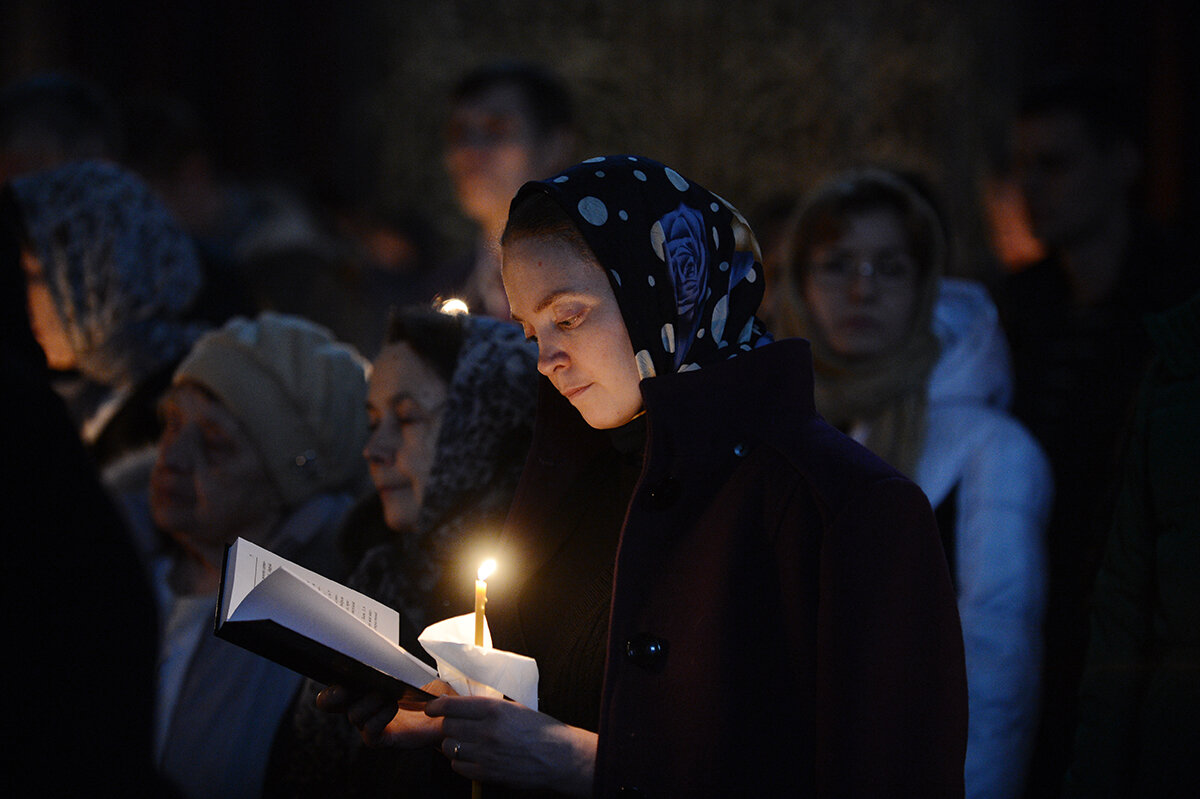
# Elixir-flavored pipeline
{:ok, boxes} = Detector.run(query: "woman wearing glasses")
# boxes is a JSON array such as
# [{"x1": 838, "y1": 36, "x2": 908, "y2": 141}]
[{"x1": 774, "y1": 168, "x2": 1052, "y2": 799}]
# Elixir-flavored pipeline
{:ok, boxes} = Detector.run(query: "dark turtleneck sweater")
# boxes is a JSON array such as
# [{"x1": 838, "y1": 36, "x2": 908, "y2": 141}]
[{"x1": 511, "y1": 413, "x2": 646, "y2": 732}]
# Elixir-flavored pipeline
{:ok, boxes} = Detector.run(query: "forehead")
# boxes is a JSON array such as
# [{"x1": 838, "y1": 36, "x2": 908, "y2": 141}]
[
  {"x1": 822, "y1": 208, "x2": 910, "y2": 251},
  {"x1": 450, "y1": 84, "x2": 534, "y2": 126},
  {"x1": 368, "y1": 342, "x2": 448, "y2": 403},
  {"x1": 501, "y1": 237, "x2": 610, "y2": 312},
  {"x1": 162, "y1": 382, "x2": 238, "y2": 427}
]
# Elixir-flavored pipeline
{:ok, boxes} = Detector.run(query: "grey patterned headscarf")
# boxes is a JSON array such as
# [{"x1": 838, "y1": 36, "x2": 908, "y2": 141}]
[
  {"x1": 11, "y1": 160, "x2": 205, "y2": 387},
  {"x1": 351, "y1": 315, "x2": 538, "y2": 630}
]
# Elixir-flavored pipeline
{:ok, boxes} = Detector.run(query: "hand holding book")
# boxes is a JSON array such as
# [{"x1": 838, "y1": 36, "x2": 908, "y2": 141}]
[{"x1": 215, "y1": 538, "x2": 538, "y2": 709}]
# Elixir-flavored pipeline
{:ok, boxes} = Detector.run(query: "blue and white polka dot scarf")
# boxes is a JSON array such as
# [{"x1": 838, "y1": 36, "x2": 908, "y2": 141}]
[{"x1": 513, "y1": 155, "x2": 773, "y2": 379}]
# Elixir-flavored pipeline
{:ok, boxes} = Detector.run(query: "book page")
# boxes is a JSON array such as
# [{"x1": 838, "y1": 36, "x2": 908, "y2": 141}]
[
  {"x1": 231, "y1": 566, "x2": 437, "y2": 689},
  {"x1": 221, "y1": 538, "x2": 400, "y2": 645}
]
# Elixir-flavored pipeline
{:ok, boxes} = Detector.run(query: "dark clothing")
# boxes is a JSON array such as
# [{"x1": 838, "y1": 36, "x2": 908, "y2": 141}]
[
  {"x1": 1063, "y1": 290, "x2": 1200, "y2": 798},
  {"x1": 3, "y1": 256, "x2": 173, "y2": 796},
  {"x1": 495, "y1": 416, "x2": 642, "y2": 733},
  {"x1": 993, "y1": 228, "x2": 1200, "y2": 797},
  {"x1": 90, "y1": 361, "x2": 174, "y2": 468},
  {"x1": 492, "y1": 338, "x2": 968, "y2": 797}
]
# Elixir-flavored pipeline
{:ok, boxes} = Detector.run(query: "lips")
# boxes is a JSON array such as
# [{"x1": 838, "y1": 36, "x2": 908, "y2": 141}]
[
  {"x1": 838, "y1": 315, "x2": 883, "y2": 332},
  {"x1": 560, "y1": 383, "x2": 591, "y2": 401},
  {"x1": 150, "y1": 471, "x2": 192, "y2": 503}
]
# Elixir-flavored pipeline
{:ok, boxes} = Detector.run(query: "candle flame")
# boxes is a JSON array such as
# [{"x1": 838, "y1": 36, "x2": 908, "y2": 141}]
[
  {"x1": 477, "y1": 558, "x2": 497, "y2": 582},
  {"x1": 439, "y1": 297, "x2": 470, "y2": 316}
]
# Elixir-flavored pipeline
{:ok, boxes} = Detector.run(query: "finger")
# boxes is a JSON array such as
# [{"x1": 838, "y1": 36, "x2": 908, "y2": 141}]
[
  {"x1": 438, "y1": 715, "x2": 479, "y2": 742},
  {"x1": 347, "y1": 693, "x2": 396, "y2": 729},
  {"x1": 448, "y1": 758, "x2": 488, "y2": 782},
  {"x1": 315, "y1": 684, "x2": 351, "y2": 712},
  {"x1": 442, "y1": 737, "x2": 463, "y2": 762},
  {"x1": 424, "y1": 695, "x2": 496, "y2": 720},
  {"x1": 360, "y1": 705, "x2": 402, "y2": 745},
  {"x1": 420, "y1": 678, "x2": 458, "y2": 697}
]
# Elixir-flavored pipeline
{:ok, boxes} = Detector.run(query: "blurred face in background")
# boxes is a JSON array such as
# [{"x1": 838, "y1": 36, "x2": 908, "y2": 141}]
[
  {"x1": 1012, "y1": 110, "x2": 1138, "y2": 250},
  {"x1": 444, "y1": 83, "x2": 569, "y2": 235},
  {"x1": 364, "y1": 342, "x2": 448, "y2": 532},
  {"x1": 150, "y1": 383, "x2": 283, "y2": 555},
  {"x1": 21, "y1": 248, "x2": 76, "y2": 369},
  {"x1": 802, "y1": 208, "x2": 920, "y2": 360}
]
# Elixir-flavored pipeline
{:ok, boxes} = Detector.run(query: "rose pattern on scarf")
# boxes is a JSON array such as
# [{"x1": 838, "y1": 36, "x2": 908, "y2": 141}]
[{"x1": 652, "y1": 203, "x2": 709, "y2": 368}]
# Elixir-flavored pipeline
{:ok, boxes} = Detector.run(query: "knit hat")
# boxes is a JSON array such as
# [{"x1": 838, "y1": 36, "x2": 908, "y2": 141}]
[{"x1": 173, "y1": 312, "x2": 369, "y2": 508}]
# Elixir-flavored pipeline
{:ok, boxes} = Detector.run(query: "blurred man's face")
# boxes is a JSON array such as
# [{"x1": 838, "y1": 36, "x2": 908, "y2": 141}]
[
  {"x1": 1012, "y1": 111, "x2": 1134, "y2": 250},
  {"x1": 444, "y1": 84, "x2": 564, "y2": 233}
]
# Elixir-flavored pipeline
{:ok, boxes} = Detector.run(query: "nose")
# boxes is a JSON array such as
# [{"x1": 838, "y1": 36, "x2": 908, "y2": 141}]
[
  {"x1": 157, "y1": 424, "x2": 198, "y2": 472},
  {"x1": 536, "y1": 333, "x2": 568, "y2": 377},
  {"x1": 363, "y1": 422, "x2": 396, "y2": 465},
  {"x1": 847, "y1": 267, "x2": 879, "y2": 300}
]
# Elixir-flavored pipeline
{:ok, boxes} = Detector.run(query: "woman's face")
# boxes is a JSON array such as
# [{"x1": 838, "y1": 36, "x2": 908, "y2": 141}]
[
  {"x1": 363, "y1": 342, "x2": 448, "y2": 532},
  {"x1": 802, "y1": 208, "x2": 920, "y2": 360},
  {"x1": 502, "y1": 236, "x2": 644, "y2": 429},
  {"x1": 150, "y1": 383, "x2": 283, "y2": 553},
  {"x1": 21, "y1": 249, "x2": 76, "y2": 370}
]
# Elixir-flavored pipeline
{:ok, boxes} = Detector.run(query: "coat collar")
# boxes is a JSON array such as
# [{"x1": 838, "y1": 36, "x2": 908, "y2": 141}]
[{"x1": 493, "y1": 338, "x2": 817, "y2": 605}]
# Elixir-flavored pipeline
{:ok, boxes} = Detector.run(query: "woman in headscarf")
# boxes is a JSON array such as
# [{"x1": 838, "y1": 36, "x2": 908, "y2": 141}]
[
  {"x1": 773, "y1": 168, "x2": 1051, "y2": 799},
  {"x1": 125, "y1": 311, "x2": 370, "y2": 799},
  {"x1": 327, "y1": 156, "x2": 968, "y2": 797},
  {"x1": 267, "y1": 307, "x2": 538, "y2": 798},
  {"x1": 3, "y1": 160, "x2": 206, "y2": 474}
]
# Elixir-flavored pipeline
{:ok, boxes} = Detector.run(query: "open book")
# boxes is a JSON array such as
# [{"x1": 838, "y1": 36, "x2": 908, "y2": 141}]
[{"x1": 215, "y1": 537, "x2": 439, "y2": 704}]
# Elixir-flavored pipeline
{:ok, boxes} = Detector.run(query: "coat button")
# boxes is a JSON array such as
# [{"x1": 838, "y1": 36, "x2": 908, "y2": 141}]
[
  {"x1": 625, "y1": 633, "x2": 669, "y2": 672},
  {"x1": 643, "y1": 476, "x2": 680, "y2": 510}
]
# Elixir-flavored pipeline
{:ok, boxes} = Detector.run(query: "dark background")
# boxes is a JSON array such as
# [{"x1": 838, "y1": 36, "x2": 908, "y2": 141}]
[{"x1": 3, "y1": 0, "x2": 1196, "y2": 277}]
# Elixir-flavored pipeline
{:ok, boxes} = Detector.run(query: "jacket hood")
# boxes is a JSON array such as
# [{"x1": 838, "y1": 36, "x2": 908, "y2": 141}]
[{"x1": 927, "y1": 278, "x2": 1013, "y2": 410}]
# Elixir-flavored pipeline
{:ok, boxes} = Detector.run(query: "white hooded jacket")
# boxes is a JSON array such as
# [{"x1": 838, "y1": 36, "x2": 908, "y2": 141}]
[{"x1": 918, "y1": 278, "x2": 1052, "y2": 799}]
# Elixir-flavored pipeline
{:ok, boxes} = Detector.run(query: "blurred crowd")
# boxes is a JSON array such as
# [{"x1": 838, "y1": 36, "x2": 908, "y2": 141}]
[{"x1": 4, "y1": 58, "x2": 1197, "y2": 799}]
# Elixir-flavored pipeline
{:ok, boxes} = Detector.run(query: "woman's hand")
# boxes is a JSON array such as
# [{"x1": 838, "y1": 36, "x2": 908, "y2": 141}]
[
  {"x1": 316, "y1": 680, "x2": 455, "y2": 748},
  {"x1": 427, "y1": 695, "x2": 597, "y2": 797}
]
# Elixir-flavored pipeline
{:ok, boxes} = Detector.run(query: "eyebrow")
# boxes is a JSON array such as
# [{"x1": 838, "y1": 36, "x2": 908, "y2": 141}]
[
  {"x1": 509, "y1": 288, "x2": 586, "y2": 324},
  {"x1": 368, "y1": 391, "x2": 416, "y2": 406}
]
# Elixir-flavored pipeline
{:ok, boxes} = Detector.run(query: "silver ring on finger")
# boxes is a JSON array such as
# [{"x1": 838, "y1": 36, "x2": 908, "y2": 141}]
[{"x1": 452, "y1": 741, "x2": 462, "y2": 760}]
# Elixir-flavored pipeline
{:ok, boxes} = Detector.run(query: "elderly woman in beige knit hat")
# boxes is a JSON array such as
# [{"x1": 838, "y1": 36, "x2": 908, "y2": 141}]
[{"x1": 119, "y1": 311, "x2": 370, "y2": 799}]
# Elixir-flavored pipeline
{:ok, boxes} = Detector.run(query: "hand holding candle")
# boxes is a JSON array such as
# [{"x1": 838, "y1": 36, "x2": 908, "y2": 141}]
[{"x1": 474, "y1": 559, "x2": 496, "y2": 647}]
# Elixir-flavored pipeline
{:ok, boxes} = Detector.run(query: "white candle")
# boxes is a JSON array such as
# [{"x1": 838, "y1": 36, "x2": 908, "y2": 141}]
[{"x1": 474, "y1": 559, "x2": 496, "y2": 647}]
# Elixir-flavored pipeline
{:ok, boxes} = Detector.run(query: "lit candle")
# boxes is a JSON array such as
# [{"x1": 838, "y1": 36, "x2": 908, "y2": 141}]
[
  {"x1": 439, "y1": 297, "x2": 470, "y2": 316},
  {"x1": 475, "y1": 559, "x2": 496, "y2": 647}
]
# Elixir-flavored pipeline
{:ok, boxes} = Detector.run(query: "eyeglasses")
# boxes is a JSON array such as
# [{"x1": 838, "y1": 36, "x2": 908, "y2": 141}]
[{"x1": 808, "y1": 252, "x2": 917, "y2": 289}]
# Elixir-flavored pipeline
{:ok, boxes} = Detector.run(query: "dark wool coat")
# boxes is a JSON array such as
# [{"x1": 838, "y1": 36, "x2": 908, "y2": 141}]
[{"x1": 494, "y1": 338, "x2": 968, "y2": 797}]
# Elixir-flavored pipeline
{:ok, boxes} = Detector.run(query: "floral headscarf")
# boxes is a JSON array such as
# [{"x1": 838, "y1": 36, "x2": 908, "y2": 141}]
[
  {"x1": 10, "y1": 160, "x2": 205, "y2": 387},
  {"x1": 512, "y1": 155, "x2": 772, "y2": 378}
]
